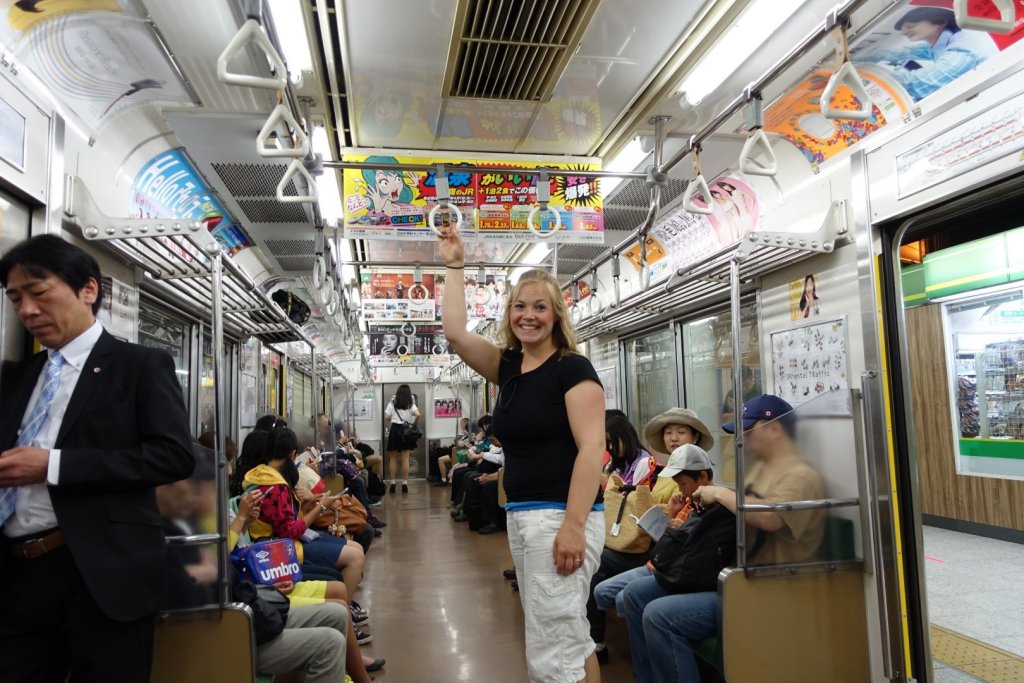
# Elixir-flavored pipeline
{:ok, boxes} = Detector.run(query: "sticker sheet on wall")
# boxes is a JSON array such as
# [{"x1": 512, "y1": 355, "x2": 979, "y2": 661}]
[
  {"x1": 1, "y1": 1, "x2": 195, "y2": 132},
  {"x1": 343, "y1": 154, "x2": 604, "y2": 243},
  {"x1": 623, "y1": 172, "x2": 765, "y2": 283},
  {"x1": 770, "y1": 318, "x2": 850, "y2": 416}
]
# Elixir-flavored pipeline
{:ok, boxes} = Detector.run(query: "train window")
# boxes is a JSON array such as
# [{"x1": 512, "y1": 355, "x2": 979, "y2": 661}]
[
  {"x1": 680, "y1": 305, "x2": 760, "y2": 486},
  {"x1": 0, "y1": 189, "x2": 31, "y2": 364},
  {"x1": 138, "y1": 306, "x2": 191, "y2": 402},
  {"x1": 623, "y1": 327, "x2": 678, "y2": 432},
  {"x1": 198, "y1": 335, "x2": 236, "y2": 437},
  {"x1": 945, "y1": 286, "x2": 1024, "y2": 478},
  {"x1": 586, "y1": 334, "x2": 620, "y2": 409}
]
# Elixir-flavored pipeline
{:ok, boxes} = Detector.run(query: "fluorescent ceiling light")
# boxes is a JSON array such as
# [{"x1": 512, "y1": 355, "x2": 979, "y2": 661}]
[
  {"x1": 676, "y1": 0, "x2": 805, "y2": 106},
  {"x1": 312, "y1": 126, "x2": 344, "y2": 224},
  {"x1": 267, "y1": 0, "x2": 313, "y2": 83},
  {"x1": 602, "y1": 138, "x2": 650, "y2": 197}
]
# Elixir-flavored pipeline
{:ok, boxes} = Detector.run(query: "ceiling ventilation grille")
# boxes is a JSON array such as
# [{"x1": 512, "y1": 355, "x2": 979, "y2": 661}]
[{"x1": 443, "y1": 0, "x2": 600, "y2": 102}]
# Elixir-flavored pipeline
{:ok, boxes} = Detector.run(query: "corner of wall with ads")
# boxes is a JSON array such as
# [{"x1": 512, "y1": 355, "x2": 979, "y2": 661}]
[{"x1": 341, "y1": 153, "x2": 604, "y2": 244}]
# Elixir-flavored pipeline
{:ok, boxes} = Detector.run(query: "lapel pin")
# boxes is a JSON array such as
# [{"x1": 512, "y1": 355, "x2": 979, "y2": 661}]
[{"x1": 93, "y1": 367, "x2": 101, "y2": 373}]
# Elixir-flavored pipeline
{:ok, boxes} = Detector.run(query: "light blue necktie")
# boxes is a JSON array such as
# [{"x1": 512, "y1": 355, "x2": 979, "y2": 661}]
[{"x1": 0, "y1": 351, "x2": 64, "y2": 525}]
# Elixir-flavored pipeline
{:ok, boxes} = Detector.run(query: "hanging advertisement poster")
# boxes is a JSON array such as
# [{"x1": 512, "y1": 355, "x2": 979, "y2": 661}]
[
  {"x1": 765, "y1": 0, "x2": 1024, "y2": 168},
  {"x1": 131, "y1": 149, "x2": 255, "y2": 256},
  {"x1": 359, "y1": 271, "x2": 436, "y2": 320},
  {"x1": 368, "y1": 323, "x2": 450, "y2": 366},
  {"x1": 623, "y1": 172, "x2": 765, "y2": 282},
  {"x1": 434, "y1": 397, "x2": 463, "y2": 418},
  {"x1": 343, "y1": 153, "x2": 603, "y2": 243},
  {"x1": 1, "y1": 5, "x2": 196, "y2": 132},
  {"x1": 97, "y1": 274, "x2": 138, "y2": 343},
  {"x1": 429, "y1": 271, "x2": 508, "y2": 321}
]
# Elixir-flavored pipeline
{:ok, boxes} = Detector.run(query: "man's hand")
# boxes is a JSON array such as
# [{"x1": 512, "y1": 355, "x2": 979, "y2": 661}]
[{"x1": 0, "y1": 446, "x2": 50, "y2": 486}]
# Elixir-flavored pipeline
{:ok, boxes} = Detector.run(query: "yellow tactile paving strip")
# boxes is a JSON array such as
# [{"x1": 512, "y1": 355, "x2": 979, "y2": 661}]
[{"x1": 932, "y1": 624, "x2": 1024, "y2": 682}]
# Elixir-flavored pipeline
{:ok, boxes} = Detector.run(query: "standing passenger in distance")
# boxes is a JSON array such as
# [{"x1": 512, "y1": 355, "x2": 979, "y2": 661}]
[
  {"x1": 437, "y1": 225, "x2": 606, "y2": 683},
  {"x1": 0, "y1": 235, "x2": 195, "y2": 682},
  {"x1": 384, "y1": 383, "x2": 420, "y2": 494}
]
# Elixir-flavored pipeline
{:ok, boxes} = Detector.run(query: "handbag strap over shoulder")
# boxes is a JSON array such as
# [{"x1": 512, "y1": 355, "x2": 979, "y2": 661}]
[{"x1": 614, "y1": 489, "x2": 632, "y2": 524}]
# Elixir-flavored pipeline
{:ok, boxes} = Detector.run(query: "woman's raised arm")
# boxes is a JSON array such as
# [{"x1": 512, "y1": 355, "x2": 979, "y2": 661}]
[{"x1": 437, "y1": 224, "x2": 501, "y2": 383}]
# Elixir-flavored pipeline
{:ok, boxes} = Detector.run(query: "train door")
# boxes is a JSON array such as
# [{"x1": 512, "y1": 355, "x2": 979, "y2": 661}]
[
  {"x1": 881, "y1": 173, "x2": 1024, "y2": 681},
  {"x1": 0, "y1": 188, "x2": 34, "y2": 366},
  {"x1": 382, "y1": 382, "x2": 428, "y2": 480}
]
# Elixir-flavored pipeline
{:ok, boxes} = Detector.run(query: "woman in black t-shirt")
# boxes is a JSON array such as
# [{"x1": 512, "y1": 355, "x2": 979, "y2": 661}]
[{"x1": 437, "y1": 224, "x2": 605, "y2": 683}]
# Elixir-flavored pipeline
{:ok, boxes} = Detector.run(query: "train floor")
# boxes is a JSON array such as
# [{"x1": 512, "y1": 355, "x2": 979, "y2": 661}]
[
  {"x1": 925, "y1": 525, "x2": 1024, "y2": 682},
  {"x1": 358, "y1": 479, "x2": 636, "y2": 683}
]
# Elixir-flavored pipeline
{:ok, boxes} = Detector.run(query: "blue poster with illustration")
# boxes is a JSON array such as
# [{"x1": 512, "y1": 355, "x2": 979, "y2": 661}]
[{"x1": 131, "y1": 148, "x2": 254, "y2": 255}]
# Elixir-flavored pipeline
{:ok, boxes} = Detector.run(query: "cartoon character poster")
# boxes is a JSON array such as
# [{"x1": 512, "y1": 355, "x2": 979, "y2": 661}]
[{"x1": 343, "y1": 154, "x2": 604, "y2": 243}]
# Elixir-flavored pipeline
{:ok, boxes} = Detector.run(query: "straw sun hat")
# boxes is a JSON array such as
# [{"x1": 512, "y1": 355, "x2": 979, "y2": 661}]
[{"x1": 643, "y1": 408, "x2": 714, "y2": 454}]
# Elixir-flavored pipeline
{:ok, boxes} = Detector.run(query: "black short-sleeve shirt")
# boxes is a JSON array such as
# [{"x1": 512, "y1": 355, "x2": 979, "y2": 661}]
[{"x1": 490, "y1": 349, "x2": 601, "y2": 504}]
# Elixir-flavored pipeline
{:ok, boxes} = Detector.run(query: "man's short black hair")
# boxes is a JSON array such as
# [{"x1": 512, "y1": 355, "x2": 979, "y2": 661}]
[
  {"x1": 679, "y1": 468, "x2": 714, "y2": 482},
  {"x1": 0, "y1": 235, "x2": 103, "y2": 314}
]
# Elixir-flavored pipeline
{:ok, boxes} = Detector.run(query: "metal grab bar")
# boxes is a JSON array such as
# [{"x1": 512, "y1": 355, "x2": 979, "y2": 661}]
[
  {"x1": 954, "y1": 0, "x2": 1015, "y2": 33},
  {"x1": 217, "y1": 19, "x2": 287, "y2": 90},
  {"x1": 740, "y1": 497, "x2": 860, "y2": 512},
  {"x1": 165, "y1": 534, "x2": 222, "y2": 546}
]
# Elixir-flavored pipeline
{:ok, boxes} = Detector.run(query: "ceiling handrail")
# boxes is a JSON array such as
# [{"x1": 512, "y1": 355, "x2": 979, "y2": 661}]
[{"x1": 217, "y1": 19, "x2": 287, "y2": 91}]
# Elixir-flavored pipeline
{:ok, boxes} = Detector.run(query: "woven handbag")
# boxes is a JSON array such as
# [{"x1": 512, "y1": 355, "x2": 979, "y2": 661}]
[{"x1": 603, "y1": 475, "x2": 657, "y2": 554}]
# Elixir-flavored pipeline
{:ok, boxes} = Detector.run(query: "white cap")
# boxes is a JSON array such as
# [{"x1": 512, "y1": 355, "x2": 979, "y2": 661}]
[{"x1": 658, "y1": 444, "x2": 713, "y2": 478}]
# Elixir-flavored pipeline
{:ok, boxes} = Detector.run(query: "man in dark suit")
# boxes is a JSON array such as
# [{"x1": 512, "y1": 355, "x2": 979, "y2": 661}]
[{"x1": 0, "y1": 235, "x2": 195, "y2": 682}]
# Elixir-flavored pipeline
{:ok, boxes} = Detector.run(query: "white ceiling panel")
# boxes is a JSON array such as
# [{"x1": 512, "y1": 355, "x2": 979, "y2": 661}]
[
  {"x1": 518, "y1": 0, "x2": 707, "y2": 155},
  {"x1": 341, "y1": 0, "x2": 458, "y2": 149},
  {"x1": 142, "y1": 0, "x2": 277, "y2": 114}
]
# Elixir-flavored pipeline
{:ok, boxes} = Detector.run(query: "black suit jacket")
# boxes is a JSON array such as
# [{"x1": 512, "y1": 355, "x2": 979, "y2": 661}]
[{"x1": 0, "y1": 330, "x2": 195, "y2": 621}]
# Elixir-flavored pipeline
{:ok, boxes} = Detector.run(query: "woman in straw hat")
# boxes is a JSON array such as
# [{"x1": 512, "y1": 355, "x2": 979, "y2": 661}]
[{"x1": 642, "y1": 408, "x2": 715, "y2": 505}]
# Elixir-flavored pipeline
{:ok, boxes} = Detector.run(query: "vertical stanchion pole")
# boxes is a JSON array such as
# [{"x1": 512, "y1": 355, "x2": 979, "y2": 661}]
[
  {"x1": 730, "y1": 256, "x2": 747, "y2": 569},
  {"x1": 209, "y1": 246, "x2": 230, "y2": 605},
  {"x1": 310, "y1": 344, "x2": 318, "y2": 433}
]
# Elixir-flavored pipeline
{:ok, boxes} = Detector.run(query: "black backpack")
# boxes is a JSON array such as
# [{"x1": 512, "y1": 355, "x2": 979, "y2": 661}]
[{"x1": 649, "y1": 503, "x2": 737, "y2": 594}]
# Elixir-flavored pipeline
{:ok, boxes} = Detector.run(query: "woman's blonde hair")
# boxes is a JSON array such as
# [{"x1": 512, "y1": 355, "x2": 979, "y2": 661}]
[{"x1": 499, "y1": 269, "x2": 579, "y2": 356}]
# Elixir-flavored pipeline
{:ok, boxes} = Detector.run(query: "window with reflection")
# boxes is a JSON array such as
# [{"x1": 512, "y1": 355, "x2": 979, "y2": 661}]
[
  {"x1": 587, "y1": 334, "x2": 620, "y2": 410},
  {"x1": 138, "y1": 306, "x2": 190, "y2": 400},
  {"x1": 624, "y1": 327, "x2": 678, "y2": 432},
  {"x1": 681, "y1": 304, "x2": 760, "y2": 485}
]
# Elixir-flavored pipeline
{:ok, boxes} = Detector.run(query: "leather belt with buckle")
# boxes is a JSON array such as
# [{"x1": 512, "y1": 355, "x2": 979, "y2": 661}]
[{"x1": 10, "y1": 529, "x2": 65, "y2": 559}]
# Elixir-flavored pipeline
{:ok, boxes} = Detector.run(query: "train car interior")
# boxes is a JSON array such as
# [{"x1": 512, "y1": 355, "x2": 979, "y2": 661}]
[{"x1": 3, "y1": 0, "x2": 1024, "y2": 681}]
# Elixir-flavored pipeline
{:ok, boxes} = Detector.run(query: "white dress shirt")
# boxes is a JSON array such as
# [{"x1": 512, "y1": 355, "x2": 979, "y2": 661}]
[{"x1": 4, "y1": 320, "x2": 103, "y2": 537}]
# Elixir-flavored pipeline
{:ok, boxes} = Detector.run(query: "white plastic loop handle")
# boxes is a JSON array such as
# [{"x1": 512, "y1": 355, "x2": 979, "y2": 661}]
[
  {"x1": 320, "y1": 281, "x2": 335, "y2": 307},
  {"x1": 526, "y1": 205, "x2": 561, "y2": 238},
  {"x1": 258, "y1": 104, "x2": 310, "y2": 158},
  {"x1": 682, "y1": 175, "x2": 714, "y2": 215},
  {"x1": 325, "y1": 290, "x2": 338, "y2": 316},
  {"x1": 738, "y1": 129, "x2": 778, "y2": 176},
  {"x1": 333, "y1": 307, "x2": 346, "y2": 328},
  {"x1": 401, "y1": 322, "x2": 416, "y2": 336},
  {"x1": 954, "y1": 0, "x2": 1015, "y2": 33},
  {"x1": 217, "y1": 19, "x2": 288, "y2": 90},
  {"x1": 312, "y1": 257, "x2": 326, "y2": 290},
  {"x1": 427, "y1": 202, "x2": 464, "y2": 236},
  {"x1": 277, "y1": 159, "x2": 318, "y2": 204},
  {"x1": 407, "y1": 283, "x2": 430, "y2": 307},
  {"x1": 821, "y1": 62, "x2": 873, "y2": 121}
]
